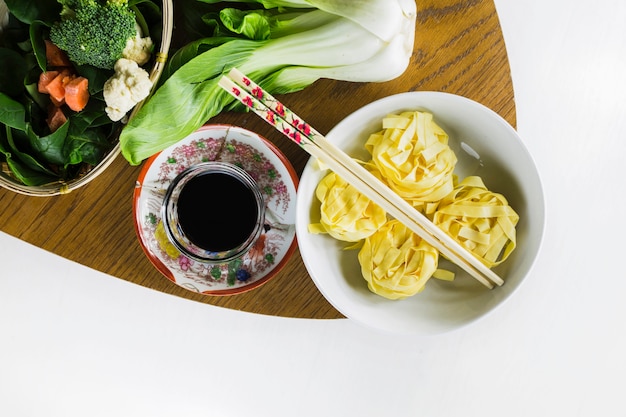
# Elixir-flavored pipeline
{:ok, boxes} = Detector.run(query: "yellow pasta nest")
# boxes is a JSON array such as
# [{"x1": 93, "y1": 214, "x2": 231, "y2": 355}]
[
  {"x1": 309, "y1": 110, "x2": 520, "y2": 300},
  {"x1": 433, "y1": 176, "x2": 519, "y2": 268},
  {"x1": 365, "y1": 111, "x2": 457, "y2": 209},
  {"x1": 309, "y1": 171, "x2": 387, "y2": 242},
  {"x1": 358, "y1": 219, "x2": 439, "y2": 300}
]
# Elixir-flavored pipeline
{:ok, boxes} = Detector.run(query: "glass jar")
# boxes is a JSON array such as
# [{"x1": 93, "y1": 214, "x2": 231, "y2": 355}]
[{"x1": 161, "y1": 161, "x2": 266, "y2": 264}]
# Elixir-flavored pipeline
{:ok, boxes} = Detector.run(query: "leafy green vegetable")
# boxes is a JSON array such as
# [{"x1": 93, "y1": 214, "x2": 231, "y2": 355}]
[
  {"x1": 0, "y1": 48, "x2": 28, "y2": 97},
  {"x1": 0, "y1": 0, "x2": 162, "y2": 186},
  {"x1": 119, "y1": 0, "x2": 417, "y2": 165},
  {"x1": 4, "y1": 156, "x2": 57, "y2": 186},
  {"x1": 197, "y1": 0, "x2": 411, "y2": 43},
  {"x1": 0, "y1": 93, "x2": 26, "y2": 131},
  {"x1": 0, "y1": 125, "x2": 58, "y2": 185},
  {"x1": 27, "y1": 120, "x2": 71, "y2": 166},
  {"x1": 29, "y1": 20, "x2": 48, "y2": 71},
  {"x1": 3, "y1": 0, "x2": 62, "y2": 25}
]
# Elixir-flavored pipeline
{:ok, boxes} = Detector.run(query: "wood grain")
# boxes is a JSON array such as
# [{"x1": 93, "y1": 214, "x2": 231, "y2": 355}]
[{"x1": 0, "y1": 0, "x2": 515, "y2": 319}]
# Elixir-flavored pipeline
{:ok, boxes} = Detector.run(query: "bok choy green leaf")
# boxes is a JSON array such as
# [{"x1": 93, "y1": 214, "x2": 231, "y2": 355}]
[{"x1": 119, "y1": 0, "x2": 417, "y2": 165}]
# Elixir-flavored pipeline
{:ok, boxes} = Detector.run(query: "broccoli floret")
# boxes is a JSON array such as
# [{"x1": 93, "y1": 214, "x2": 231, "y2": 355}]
[{"x1": 49, "y1": 0, "x2": 137, "y2": 70}]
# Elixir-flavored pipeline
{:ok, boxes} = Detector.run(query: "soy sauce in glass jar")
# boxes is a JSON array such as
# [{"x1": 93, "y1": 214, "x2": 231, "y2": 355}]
[{"x1": 161, "y1": 162, "x2": 266, "y2": 263}]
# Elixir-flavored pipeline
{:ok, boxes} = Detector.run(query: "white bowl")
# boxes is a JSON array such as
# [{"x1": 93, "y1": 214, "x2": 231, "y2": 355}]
[{"x1": 296, "y1": 92, "x2": 546, "y2": 335}]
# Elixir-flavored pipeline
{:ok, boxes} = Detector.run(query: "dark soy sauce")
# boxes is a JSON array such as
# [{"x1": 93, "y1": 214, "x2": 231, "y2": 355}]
[{"x1": 176, "y1": 172, "x2": 259, "y2": 252}]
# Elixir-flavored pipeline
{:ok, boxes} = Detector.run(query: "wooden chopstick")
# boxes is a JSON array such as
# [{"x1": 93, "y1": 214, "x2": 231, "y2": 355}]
[{"x1": 218, "y1": 68, "x2": 504, "y2": 289}]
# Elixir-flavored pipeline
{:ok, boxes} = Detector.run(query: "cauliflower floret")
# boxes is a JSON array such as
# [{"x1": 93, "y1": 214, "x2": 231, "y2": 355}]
[
  {"x1": 104, "y1": 58, "x2": 153, "y2": 122},
  {"x1": 122, "y1": 34, "x2": 153, "y2": 66}
]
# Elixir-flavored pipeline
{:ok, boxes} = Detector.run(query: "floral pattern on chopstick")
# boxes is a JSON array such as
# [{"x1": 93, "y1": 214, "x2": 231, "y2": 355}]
[{"x1": 227, "y1": 78, "x2": 314, "y2": 146}]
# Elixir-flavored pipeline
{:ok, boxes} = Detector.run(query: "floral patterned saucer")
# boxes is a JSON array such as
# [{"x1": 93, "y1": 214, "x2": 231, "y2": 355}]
[{"x1": 133, "y1": 124, "x2": 298, "y2": 296}]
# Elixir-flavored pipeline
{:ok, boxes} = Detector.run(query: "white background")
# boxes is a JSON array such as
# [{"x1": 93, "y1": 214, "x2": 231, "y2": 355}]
[{"x1": 2, "y1": 0, "x2": 625, "y2": 415}]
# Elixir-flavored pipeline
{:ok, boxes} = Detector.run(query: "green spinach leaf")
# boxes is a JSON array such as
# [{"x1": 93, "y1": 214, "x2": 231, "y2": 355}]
[
  {"x1": 4, "y1": 125, "x2": 57, "y2": 181},
  {"x1": 29, "y1": 20, "x2": 49, "y2": 72},
  {"x1": 5, "y1": 157, "x2": 57, "y2": 186},
  {"x1": 0, "y1": 93, "x2": 27, "y2": 131},
  {"x1": 24, "y1": 83, "x2": 49, "y2": 111},
  {"x1": 4, "y1": 0, "x2": 61, "y2": 26},
  {"x1": 0, "y1": 48, "x2": 28, "y2": 97},
  {"x1": 64, "y1": 126, "x2": 110, "y2": 167},
  {"x1": 28, "y1": 119, "x2": 71, "y2": 166}
]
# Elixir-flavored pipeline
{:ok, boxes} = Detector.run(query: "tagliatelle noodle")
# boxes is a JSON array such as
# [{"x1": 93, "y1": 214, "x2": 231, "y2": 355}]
[
  {"x1": 358, "y1": 220, "x2": 439, "y2": 300},
  {"x1": 432, "y1": 176, "x2": 519, "y2": 268},
  {"x1": 309, "y1": 171, "x2": 388, "y2": 242},
  {"x1": 432, "y1": 268, "x2": 455, "y2": 281},
  {"x1": 365, "y1": 111, "x2": 457, "y2": 212}
]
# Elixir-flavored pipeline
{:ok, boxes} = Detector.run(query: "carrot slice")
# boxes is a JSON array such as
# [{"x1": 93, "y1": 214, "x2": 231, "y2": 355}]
[
  {"x1": 45, "y1": 40, "x2": 73, "y2": 68},
  {"x1": 45, "y1": 73, "x2": 69, "y2": 104},
  {"x1": 64, "y1": 76, "x2": 89, "y2": 112},
  {"x1": 46, "y1": 105, "x2": 67, "y2": 132},
  {"x1": 38, "y1": 71, "x2": 60, "y2": 94}
]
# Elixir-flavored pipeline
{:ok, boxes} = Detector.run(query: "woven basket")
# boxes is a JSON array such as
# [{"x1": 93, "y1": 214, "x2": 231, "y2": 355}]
[{"x1": 0, "y1": 0, "x2": 173, "y2": 196}]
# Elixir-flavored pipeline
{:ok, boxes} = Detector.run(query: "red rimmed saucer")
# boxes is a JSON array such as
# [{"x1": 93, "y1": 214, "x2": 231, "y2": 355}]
[{"x1": 133, "y1": 124, "x2": 298, "y2": 296}]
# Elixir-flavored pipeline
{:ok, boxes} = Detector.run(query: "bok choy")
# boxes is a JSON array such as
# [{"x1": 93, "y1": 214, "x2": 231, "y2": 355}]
[{"x1": 119, "y1": 0, "x2": 417, "y2": 165}]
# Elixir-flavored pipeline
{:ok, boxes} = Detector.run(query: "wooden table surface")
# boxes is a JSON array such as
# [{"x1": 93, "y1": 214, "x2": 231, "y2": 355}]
[{"x1": 0, "y1": 0, "x2": 515, "y2": 319}]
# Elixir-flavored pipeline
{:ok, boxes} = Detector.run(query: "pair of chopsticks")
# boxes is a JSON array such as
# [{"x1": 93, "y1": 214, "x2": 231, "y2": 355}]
[{"x1": 218, "y1": 68, "x2": 504, "y2": 289}]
